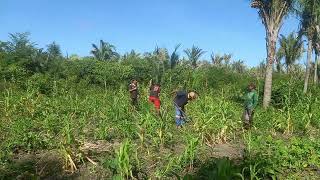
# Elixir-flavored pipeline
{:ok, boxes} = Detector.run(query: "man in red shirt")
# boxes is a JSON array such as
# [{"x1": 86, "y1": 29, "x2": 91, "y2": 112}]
[{"x1": 149, "y1": 80, "x2": 161, "y2": 115}]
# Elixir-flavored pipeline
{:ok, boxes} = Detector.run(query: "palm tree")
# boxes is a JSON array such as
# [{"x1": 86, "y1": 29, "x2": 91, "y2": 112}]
[
  {"x1": 275, "y1": 57, "x2": 283, "y2": 73},
  {"x1": 251, "y1": 0, "x2": 295, "y2": 108},
  {"x1": 123, "y1": 50, "x2": 141, "y2": 60},
  {"x1": 277, "y1": 33, "x2": 304, "y2": 73},
  {"x1": 231, "y1": 60, "x2": 246, "y2": 73},
  {"x1": 211, "y1": 53, "x2": 224, "y2": 67},
  {"x1": 298, "y1": 0, "x2": 320, "y2": 93},
  {"x1": 170, "y1": 44, "x2": 181, "y2": 69},
  {"x1": 312, "y1": 5, "x2": 320, "y2": 84},
  {"x1": 184, "y1": 45, "x2": 206, "y2": 68},
  {"x1": 153, "y1": 46, "x2": 169, "y2": 82},
  {"x1": 313, "y1": 36, "x2": 320, "y2": 83},
  {"x1": 211, "y1": 53, "x2": 232, "y2": 67},
  {"x1": 91, "y1": 40, "x2": 119, "y2": 61},
  {"x1": 222, "y1": 54, "x2": 232, "y2": 66},
  {"x1": 47, "y1": 41, "x2": 62, "y2": 59},
  {"x1": 257, "y1": 60, "x2": 267, "y2": 78}
]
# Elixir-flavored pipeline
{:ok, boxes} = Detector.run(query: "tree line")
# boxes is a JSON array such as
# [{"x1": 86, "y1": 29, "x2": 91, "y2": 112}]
[{"x1": 1, "y1": 0, "x2": 319, "y2": 110}]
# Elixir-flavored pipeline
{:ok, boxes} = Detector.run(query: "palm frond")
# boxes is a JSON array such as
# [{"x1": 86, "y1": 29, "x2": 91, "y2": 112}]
[
  {"x1": 184, "y1": 45, "x2": 206, "y2": 68},
  {"x1": 90, "y1": 40, "x2": 119, "y2": 61}
]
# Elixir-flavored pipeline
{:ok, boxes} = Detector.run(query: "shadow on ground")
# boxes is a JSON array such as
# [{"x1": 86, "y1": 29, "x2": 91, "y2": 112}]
[
  {"x1": 182, "y1": 157, "x2": 243, "y2": 180},
  {"x1": 0, "y1": 150, "x2": 111, "y2": 180}
]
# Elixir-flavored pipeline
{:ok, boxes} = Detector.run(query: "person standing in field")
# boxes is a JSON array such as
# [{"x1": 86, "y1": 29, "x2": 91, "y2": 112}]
[
  {"x1": 173, "y1": 90, "x2": 197, "y2": 128},
  {"x1": 129, "y1": 79, "x2": 139, "y2": 109},
  {"x1": 149, "y1": 80, "x2": 161, "y2": 115},
  {"x1": 243, "y1": 83, "x2": 258, "y2": 129}
]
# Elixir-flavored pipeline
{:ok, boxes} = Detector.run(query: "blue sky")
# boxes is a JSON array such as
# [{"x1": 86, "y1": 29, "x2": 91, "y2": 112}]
[{"x1": 0, "y1": 0, "x2": 300, "y2": 66}]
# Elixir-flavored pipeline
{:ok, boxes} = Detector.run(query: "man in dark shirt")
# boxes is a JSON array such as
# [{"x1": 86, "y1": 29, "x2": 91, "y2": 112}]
[
  {"x1": 149, "y1": 81, "x2": 161, "y2": 115},
  {"x1": 173, "y1": 90, "x2": 197, "y2": 128},
  {"x1": 129, "y1": 79, "x2": 139, "y2": 109}
]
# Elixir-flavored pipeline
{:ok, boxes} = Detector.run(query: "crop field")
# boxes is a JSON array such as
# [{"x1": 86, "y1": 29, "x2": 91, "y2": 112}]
[{"x1": 0, "y1": 70, "x2": 319, "y2": 179}]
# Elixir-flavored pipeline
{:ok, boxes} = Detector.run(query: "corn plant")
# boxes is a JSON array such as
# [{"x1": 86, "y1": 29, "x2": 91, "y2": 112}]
[
  {"x1": 61, "y1": 113, "x2": 76, "y2": 146},
  {"x1": 3, "y1": 89, "x2": 12, "y2": 117},
  {"x1": 114, "y1": 139, "x2": 134, "y2": 179},
  {"x1": 238, "y1": 163, "x2": 262, "y2": 180},
  {"x1": 179, "y1": 136, "x2": 199, "y2": 170},
  {"x1": 155, "y1": 154, "x2": 179, "y2": 178},
  {"x1": 60, "y1": 146, "x2": 78, "y2": 173}
]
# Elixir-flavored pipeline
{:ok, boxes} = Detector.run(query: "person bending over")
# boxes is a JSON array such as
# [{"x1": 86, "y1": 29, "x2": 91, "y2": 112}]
[{"x1": 173, "y1": 90, "x2": 197, "y2": 128}]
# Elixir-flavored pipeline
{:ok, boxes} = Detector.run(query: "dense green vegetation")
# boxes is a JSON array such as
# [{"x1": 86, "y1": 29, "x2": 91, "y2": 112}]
[
  {"x1": 1, "y1": 0, "x2": 320, "y2": 179},
  {"x1": 0, "y1": 31, "x2": 320, "y2": 179}
]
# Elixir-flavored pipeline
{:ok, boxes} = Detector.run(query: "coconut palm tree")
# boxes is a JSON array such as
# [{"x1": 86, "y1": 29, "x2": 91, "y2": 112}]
[
  {"x1": 312, "y1": 4, "x2": 320, "y2": 84},
  {"x1": 313, "y1": 35, "x2": 320, "y2": 83},
  {"x1": 184, "y1": 45, "x2": 206, "y2": 69},
  {"x1": 277, "y1": 33, "x2": 304, "y2": 73},
  {"x1": 298, "y1": 0, "x2": 320, "y2": 93},
  {"x1": 91, "y1": 40, "x2": 119, "y2": 61},
  {"x1": 251, "y1": 0, "x2": 295, "y2": 108}
]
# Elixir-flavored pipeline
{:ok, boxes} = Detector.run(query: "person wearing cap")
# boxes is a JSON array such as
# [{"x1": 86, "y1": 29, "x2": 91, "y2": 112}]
[
  {"x1": 243, "y1": 83, "x2": 258, "y2": 129},
  {"x1": 129, "y1": 79, "x2": 139, "y2": 109},
  {"x1": 173, "y1": 90, "x2": 197, "y2": 128},
  {"x1": 149, "y1": 80, "x2": 161, "y2": 115}
]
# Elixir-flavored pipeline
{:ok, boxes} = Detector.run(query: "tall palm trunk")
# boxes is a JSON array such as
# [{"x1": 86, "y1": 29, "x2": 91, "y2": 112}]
[
  {"x1": 315, "y1": 25, "x2": 319, "y2": 84},
  {"x1": 263, "y1": 32, "x2": 277, "y2": 108},
  {"x1": 303, "y1": 39, "x2": 313, "y2": 93},
  {"x1": 314, "y1": 52, "x2": 319, "y2": 84}
]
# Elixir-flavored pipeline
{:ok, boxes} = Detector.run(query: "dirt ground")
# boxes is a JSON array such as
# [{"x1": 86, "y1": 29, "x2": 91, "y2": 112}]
[{"x1": 1, "y1": 140, "x2": 246, "y2": 179}]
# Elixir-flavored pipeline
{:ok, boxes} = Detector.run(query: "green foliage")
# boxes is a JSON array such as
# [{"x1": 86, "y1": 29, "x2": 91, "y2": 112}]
[
  {"x1": 170, "y1": 44, "x2": 181, "y2": 69},
  {"x1": 270, "y1": 75, "x2": 303, "y2": 108},
  {"x1": 47, "y1": 41, "x2": 62, "y2": 60},
  {"x1": 26, "y1": 73, "x2": 54, "y2": 94},
  {"x1": 62, "y1": 60, "x2": 133, "y2": 87},
  {"x1": 106, "y1": 139, "x2": 135, "y2": 179},
  {"x1": 277, "y1": 32, "x2": 304, "y2": 73},
  {"x1": 0, "y1": 64, "x2": 29, "y2": 85},
  {"x1": 242, "y1": 134, "x2": 320, "y2": 178},
  {"x1": 91, "y1": 40, "x2": 119, "y2": 61},
  {"x1": 1, "y1": 32, "x2": 320, "y2": 179},
  {"x1": 184, "y1": 45, "x2": 206, "y2": 69},
  {"x1": 186, "y1": 158, "x2": 241, "y2": 180},
  {"x1": 121, "y1": 56, "x2": 154, "y2": 82}
]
